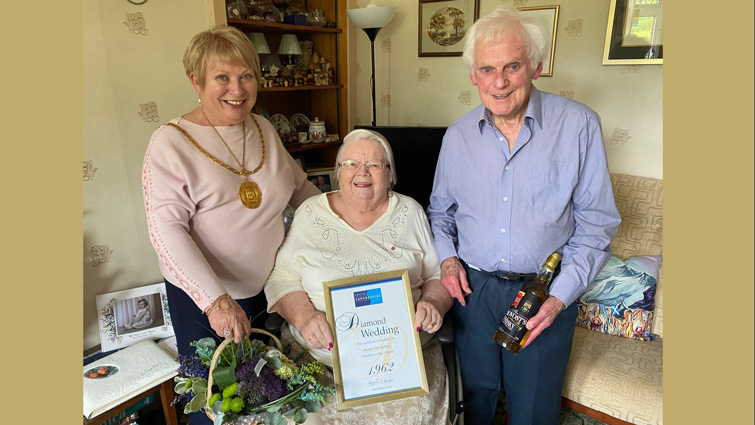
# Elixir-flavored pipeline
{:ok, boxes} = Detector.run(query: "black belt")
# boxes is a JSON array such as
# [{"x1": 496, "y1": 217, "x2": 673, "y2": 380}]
[{"x1": 461, "y1": 259, "x2": 560, "y2": 281}]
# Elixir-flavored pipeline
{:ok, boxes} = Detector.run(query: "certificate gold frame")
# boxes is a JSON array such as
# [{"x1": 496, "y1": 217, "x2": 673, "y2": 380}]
[
  {"x1": 323, "y1": 269, "x2": 429, "y2": 409},
  {"x1": 517, "y1": 5, "x2": 559, "y2": 77},
  {"x1": 602, "y1": 0, "x2": 663, "y2": 65}
]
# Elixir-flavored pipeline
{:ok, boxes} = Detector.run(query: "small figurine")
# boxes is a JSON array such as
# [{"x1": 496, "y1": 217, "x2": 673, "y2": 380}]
[{"x1": 269, "y1": 63, "x2": 279, "y2": 77}]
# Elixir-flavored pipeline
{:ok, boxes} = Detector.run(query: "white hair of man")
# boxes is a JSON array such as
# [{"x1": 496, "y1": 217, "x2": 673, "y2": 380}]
[
  {"x1": 462, "y1": 5, "x2": 547, "y2": 72},
  {"x1": 334, "y1": 129, "x2": 397, "y2": 191}
]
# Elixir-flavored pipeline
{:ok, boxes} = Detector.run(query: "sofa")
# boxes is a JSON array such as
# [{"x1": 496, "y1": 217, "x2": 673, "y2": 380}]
[{"x1": 561, "y1": 173, "x2": 663, "y2": 425}]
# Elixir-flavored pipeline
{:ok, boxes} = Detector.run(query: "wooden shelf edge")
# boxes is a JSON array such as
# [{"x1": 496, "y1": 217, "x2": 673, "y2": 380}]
[
  {"x1": 228, "y1": 18, "x2": 342, "y2": 34},
  {"x1": 286, "y1": 140, "x2": 341, "y2": 154},
  {"x1": 259, "y1": 84, "x2": 343, "y2": 93}
]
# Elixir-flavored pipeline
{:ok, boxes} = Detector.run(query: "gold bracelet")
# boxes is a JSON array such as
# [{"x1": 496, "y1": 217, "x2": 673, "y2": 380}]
[{"x1": 204, "y1": 294, "x2": 230, "y2": 315}]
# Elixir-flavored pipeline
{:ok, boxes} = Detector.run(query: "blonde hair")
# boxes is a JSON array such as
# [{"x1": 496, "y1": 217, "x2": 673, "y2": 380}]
[
  {"x1": 462, "y1": 5, "x2": 546, "y2": 72},
  {"x1": 183, "y1": 26, "x2": 261, "y2": 87},
  {"x1": 334, "y1": 129, "x2": 397, "y2": 191}
]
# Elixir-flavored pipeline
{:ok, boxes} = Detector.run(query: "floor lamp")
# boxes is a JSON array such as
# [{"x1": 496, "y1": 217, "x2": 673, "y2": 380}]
[{"x1": 346, "y1": 3, "x2": 395, "y2": 127}]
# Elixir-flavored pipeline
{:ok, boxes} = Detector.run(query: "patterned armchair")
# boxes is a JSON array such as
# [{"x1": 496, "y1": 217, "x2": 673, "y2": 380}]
[{"x1": 562, "y1": 174, "x2": 664, "y2": 425}]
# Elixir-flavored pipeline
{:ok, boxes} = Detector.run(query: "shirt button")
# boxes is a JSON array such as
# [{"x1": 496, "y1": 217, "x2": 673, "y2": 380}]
[
  {"x1": 503, "y1": 197, "x2": 508, "y2": 201},
  {"x1": 500, "y1": 258, "x2": 506, "y2": 263},
  {"x1": 499, "y1": 136, "x2": 504, "y2": 141},
  {"x1": 505, "y1": 166, "x2": 510, "y2": 171},
  {"x1": 500, "y1": 228, "x2": 506, "y2": 233}
]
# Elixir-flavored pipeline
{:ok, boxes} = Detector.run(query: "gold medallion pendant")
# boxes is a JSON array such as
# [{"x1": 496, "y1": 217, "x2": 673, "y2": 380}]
[{"x1": 239, "y1": 181, "x2": 262, "y2": 209}]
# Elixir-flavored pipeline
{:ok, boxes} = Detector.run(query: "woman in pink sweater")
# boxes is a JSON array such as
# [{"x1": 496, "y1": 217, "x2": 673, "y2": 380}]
[{"x1": 142, "y1": 28, "x2": 319, "y2": 423}]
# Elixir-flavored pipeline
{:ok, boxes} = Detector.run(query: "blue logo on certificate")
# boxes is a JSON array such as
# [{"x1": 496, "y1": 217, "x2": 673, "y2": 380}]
[{"x1": 354, "y1": 289, "x2": 383, "y2": 307}]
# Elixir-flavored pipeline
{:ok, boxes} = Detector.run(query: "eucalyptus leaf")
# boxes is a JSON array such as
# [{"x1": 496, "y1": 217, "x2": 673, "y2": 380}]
[
  {"x1": 211, "y1": 400, "x2": 224, "y2": 415},
  {"x1": 185, "y1": 394, "x2": 206, "y2": 414},
  {"x1": 274, "y1": 415, "x2": 289, "y2": 425},
  {"x1": 174, "y1": 382, "x2": 189, "y2": 395},
  {"x1": 268, "y1": 404, "x2": 281, "y2": 413},
  {"x1": 192, "y1": 379, "x2": 208, "y2": 397},
  {"x1": 213, "y1": 412, "x2": 224, "y2": 425},
  {"x1": 305, "y1": 399, "x2": 321, "y2": 413},
  {"x1": 293, "y1": 407, "x2": 308, "y2": 424},
  {"x1": 267, "y1": 356, "x2": 282, "y2": 370},
  {"x1": 283, "y1": 407, "x2": 296, "y2": 418}
]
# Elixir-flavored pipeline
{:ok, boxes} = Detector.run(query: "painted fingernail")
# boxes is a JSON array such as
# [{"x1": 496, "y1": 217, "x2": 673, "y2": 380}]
[
  {"x1": 329, "y1": 342, "x2": 333, "y2": 348},
  {"x1": 417, "y1": 327, "x2": 421, "y2": 332}
]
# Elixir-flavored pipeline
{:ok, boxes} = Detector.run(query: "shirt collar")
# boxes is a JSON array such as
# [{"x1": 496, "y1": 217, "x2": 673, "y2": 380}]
[{"x1": 475, "y1": 85, "x2": 544, "y2": 133}]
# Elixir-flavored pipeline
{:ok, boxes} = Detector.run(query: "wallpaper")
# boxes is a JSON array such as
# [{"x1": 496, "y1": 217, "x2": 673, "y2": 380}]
[
  {"x1": 83, "y1": 0, "x2": 211, "y2": 350},
  {"x1": 346, "y1": 0, "x2": 663, "y2": 179}
]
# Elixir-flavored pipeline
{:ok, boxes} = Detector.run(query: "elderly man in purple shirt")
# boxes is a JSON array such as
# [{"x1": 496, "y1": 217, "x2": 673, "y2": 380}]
[{"x1": 428, "y1": 6, "x2": 621, "y2": 425}]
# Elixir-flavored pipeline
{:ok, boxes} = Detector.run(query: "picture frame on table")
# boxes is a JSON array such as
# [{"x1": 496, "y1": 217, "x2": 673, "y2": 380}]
[
  {"x1": 517, "y1": 5, "x2": 559, "y2": 77},
  {"x1": 418, "y1": 0, "x2": 480, "y2": 57},
  {"x1": 603, "y1": 0, "x2": 663, "y2": 65},
  {"x1": 95, "y1": 283, "x2": 174, "y2": 352},
  {"x1": 322, "y1": 269, "x2": 429, "y2": 409},
  {"x1": 307, "y1": 167, "x2": 338, "y2": 193}
]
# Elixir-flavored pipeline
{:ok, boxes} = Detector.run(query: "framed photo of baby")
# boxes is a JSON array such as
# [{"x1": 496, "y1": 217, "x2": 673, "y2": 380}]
[{"x1": 95, "y1": 283, "x2": 175, "y2": 351}]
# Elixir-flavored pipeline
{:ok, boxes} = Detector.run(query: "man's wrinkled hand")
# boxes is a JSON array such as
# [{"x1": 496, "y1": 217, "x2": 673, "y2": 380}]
[
  {"x1": 522, "y1": 296, "x2": 565, "y2": 348},
  {"x1": 440, "y1": 257, "x2": 472, "y2": 306}
]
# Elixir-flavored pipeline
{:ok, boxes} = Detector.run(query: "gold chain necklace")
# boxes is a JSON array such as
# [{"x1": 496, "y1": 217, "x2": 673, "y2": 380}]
[{"x1": 166, "y1": 113, "x2": 265, "y2": 209}]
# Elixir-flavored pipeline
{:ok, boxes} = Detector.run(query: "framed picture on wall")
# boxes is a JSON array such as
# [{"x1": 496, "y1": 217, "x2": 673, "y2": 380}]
[
  {"x1": 308, "y1": 167, "x2": 338, "y2": 193},
  {"x1": 95, "y1": 283, "x2": 174, "y2": 352},
  {"x1": 602, "y1": 0, "x2": 663, "y2": 65},
  {"x1": 418, "y1": 0, "x2": 480, "y2": 57},
  {"x1": 517, "y1": 5, "x2": 559, "y2": 77}
]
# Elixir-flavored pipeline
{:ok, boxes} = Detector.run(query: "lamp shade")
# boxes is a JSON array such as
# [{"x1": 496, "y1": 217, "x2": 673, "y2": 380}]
[
  {"x1": 346, "y1": 3, "x2": 396, "y2": 29},
  {"x1": 277, "y1": 34, "x2": 302, "y2": 55},
  {"x1": 247, "y1": 33, "x2": 271, "y2": 54}
]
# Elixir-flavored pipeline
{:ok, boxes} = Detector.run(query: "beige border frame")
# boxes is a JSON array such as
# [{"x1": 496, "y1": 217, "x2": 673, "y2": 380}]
[
  {"x1": 602, "y1": 0, "x2": 663, "y2": 65},
  {"x1": 518, "y1": 5, "x2": 559, "y2": 77},
  {"x1": 322, "y1": 269, "x2": 429, "y2": 410}
]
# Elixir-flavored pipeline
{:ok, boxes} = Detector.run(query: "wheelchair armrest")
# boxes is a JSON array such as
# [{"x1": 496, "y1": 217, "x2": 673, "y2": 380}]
[
  {"x1": 436, "y1": 315, "x2": 455, "y2": 344},
  {"x1": 265, "y1": 312, "x2": 285, "y2": 334}
]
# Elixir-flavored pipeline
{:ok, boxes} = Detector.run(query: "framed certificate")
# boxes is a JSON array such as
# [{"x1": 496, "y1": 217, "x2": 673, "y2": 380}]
[{"x1": 323, "y1": 270, "x2": 429, "y2": 409}]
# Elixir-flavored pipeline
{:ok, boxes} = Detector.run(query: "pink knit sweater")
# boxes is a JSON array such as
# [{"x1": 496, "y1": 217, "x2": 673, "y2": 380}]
[{"x1": 142, "y1": 114, "x2": 320, "y2": 311}]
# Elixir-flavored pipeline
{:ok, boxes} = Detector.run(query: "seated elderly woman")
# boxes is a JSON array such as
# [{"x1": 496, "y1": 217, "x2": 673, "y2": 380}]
[{"x1": 265, "y1": 129, "x2": 453, "y2": 424}]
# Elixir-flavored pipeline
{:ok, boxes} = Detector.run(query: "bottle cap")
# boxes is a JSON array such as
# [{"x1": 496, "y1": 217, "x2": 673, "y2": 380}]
[{"x1": 544, "y1": 252, "x2": 561, "y2": 271}]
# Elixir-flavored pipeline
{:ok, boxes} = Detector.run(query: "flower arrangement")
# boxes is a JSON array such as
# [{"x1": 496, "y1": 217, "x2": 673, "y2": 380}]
[{"x1": 174, "y1": 336, "x2": 333, "y2": 425}]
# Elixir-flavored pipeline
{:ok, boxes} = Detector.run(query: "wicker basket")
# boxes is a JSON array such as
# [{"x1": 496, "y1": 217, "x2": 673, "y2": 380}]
[{"x1": 204, "y1": 328, "x2": 283, "y2": 421}]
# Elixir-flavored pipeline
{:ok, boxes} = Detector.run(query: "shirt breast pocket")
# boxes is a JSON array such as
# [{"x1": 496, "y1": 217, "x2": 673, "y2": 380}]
[{"x1": 524, "y1": 161, "x2": 577, "y2": 217}]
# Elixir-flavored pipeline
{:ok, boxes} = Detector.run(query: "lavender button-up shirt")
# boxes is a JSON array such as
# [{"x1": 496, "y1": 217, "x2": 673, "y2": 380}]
[{"x1": 428, "y1": 86, "x2": 621, "y2": 307}]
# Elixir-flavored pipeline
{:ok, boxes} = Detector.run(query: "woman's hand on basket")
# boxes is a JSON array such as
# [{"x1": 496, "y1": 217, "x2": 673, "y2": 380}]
[
  {"x1": 206, "y1": 295, "x2": 252, "y2": 344},
  {"x1": 299, "y1": 311, "x2": 333, "y2": 351}
]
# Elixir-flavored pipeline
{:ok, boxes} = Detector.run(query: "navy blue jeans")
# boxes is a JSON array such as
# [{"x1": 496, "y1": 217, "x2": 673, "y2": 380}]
[
  {"x1": 165, "y1": 280, "x2": 268, "y2": 425},
  {"x1": 453, "y1": 265, "x2": 578, "y2": 425}
]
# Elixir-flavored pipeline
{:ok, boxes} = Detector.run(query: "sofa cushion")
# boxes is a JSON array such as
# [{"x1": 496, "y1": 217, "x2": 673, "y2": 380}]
[
  {"x1": 563, "y1": 327, "x2": 663, "y2": 425},
  {"x1": 609, "y1": 174, "x2": 663, "y2": 338},
  {"x1": 576, "y1": 255, "x2": 662, "y2": 341}
]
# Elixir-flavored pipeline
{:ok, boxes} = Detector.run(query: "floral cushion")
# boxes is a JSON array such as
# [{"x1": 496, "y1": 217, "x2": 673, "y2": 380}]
[{"x1": 576, "y1": 256, "x2": 662, "y2": 341}]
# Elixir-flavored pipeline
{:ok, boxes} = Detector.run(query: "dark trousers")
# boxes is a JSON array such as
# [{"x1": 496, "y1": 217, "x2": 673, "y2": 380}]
[
  {"x1": 453, "y1": 265, "x2": 578, "y2": 425},
  {"x1": 165, "y1": 280, "x2": 268, "y2": 425}
]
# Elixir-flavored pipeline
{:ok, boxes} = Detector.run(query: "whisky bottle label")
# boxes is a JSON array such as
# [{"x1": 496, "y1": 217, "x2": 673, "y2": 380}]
[{"x1": 497, "y1": 292, "x2": 543, "y2": 342}]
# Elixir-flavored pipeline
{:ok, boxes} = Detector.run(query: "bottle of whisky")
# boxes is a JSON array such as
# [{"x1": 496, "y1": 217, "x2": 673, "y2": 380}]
[{"x1": 493, "y1": 252, "x2": 561, "y2": 354}]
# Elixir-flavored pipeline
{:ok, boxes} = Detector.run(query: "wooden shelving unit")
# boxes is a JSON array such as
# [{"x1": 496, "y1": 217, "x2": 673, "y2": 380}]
[{"x1": 212, "y1": 1, "x2": 348, "y2": 169}]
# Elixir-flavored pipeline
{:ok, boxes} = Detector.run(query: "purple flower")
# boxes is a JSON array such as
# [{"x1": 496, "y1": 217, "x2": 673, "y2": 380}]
[
  {"x1": 234, "y1": 359, "x2": 288, "y2": 408},
  {"x1": 178, "y1": 354, "x2": 209, "y2": 379}
]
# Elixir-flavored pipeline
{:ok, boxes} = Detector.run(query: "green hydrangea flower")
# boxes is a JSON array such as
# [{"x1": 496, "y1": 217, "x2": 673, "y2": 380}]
[
  {"x1": 207, "y1": 392, "x2": 222, "y2": 408},
  {"x1": 230, "y1": 397, "x2": 245, "y2": 413},
  {"x1": 222, "y1": 382, "x2": 239, "y2": 399},
  {"x1": 221, "y1": 398, "x2": 232, "y2": 413}
]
